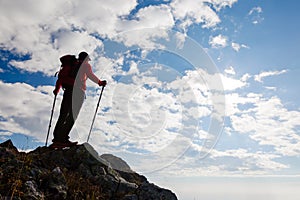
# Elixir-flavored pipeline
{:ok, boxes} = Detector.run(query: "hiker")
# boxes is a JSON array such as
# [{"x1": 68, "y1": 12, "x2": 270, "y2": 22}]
[{"x1": 50, "y1": 52, "x2": 107, "y2": 148}]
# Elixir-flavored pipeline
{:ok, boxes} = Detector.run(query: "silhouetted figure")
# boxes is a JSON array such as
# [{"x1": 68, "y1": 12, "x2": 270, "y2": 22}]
[{"x1": 50, "y1": 52, "x2": 107, "y2": 148}]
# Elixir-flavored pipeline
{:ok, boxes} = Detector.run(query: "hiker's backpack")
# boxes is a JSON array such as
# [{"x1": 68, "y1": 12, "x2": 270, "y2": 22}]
[{"x1": 56, "y1": 55, "x2": 79, "y2": 88}]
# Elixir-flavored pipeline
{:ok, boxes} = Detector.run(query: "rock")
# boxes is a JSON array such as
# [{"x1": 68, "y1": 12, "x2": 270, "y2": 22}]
[
  {"x1": 90, "y1": 164, "x2": 106, "y2": 176},
  {"x1": 0, "y1": 139, "x2": 19, "y2": 160},
  {"x1": 77, "y1": 162, "x2": 93, "y2": 178},
  {"x1": 137, "y1": 182, "x2": 177, "y2": 200},
  {"x1": 118, "y1": 170, "x2": 148, "y2": 186},
  {"x1": 95, "y1": 174, "x2": 119, "y2": 194},
  {"x1": 0, "y1": 140, "x2": 178, "y2": 200},
  {"x1": 121, "y1": 194, "x2": 138, "y2": 200},
  {"x1": 0, "y1": 139, "x2": 18, "y2": 153},
  {"x1": 23, "y1": 180, "x2": 44, "y2": 200},
  {"x1": 100, "y1": 154, "x2": 133, "y2": 172},
  {"x1": 115, "y1": 177, "x2": 138, "y2": 197},
  {"x1": 47, "y1": 167, "x2": 68, "y2": 199}
]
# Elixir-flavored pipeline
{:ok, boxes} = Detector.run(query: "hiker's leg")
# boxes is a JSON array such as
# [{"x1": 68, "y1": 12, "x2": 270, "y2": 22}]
[
  {"x1": 52, "y1": 89, "x2": 72, "y2": 142},
  {"x1": 63, "y1": 88, "x2": 85, "y2": 141},
  {"x1": 62, "y1": 114, "x2": 74, "y2": 141},
  {"x1": 73, "y1": 89, "x2": 85, "y2": 120}
]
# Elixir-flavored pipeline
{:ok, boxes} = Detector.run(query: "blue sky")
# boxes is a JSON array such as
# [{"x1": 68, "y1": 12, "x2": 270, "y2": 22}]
[{"x1": 1, "y1": 0, "x2": 300, "y2": 199}]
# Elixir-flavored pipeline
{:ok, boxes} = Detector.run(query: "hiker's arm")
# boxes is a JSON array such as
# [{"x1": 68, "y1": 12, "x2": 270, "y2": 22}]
[
  {"x1": 53, "y1": 79, "x2": 61, "y2": 95},
  {"x1": 86, "y1": 64, "x2": 100, "y2": 84},
  {"x1": 86, "y1": 64, "x2": 107, "y2": 86}
]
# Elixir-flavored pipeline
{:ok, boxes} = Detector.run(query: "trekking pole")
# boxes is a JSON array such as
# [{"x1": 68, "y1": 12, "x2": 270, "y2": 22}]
[
  {"x1": 45, "y1": 95, "x2": 57, "y2": 146},
  {"x1": 87, "y1": 86, "x2": 105, "y2": 143}
]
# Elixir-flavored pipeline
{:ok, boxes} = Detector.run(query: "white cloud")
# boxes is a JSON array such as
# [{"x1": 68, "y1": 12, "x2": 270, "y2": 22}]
[
  {"x1": 248, "y1": 6, "x2": 264, "y2": 25},
  {"x1": 108, "y1": 82, "x2": 182, "y2": 139},
  {"x1": 170, "y1": 0, "x2": 237, "y2": 31},
  {"x1": 241, "y1": 73, "x2": 251, "y2": 82},
  {"x1": 115, "y1": 4, "x2": 175, "y2": 48},
  {"x1": 0, "y1": 81, "x2": 56, "y2": 141},
  {"x1": 265, "y1": 86, "x2": 277, "y2": 91},
  {"x1": 228, "y1": 94, "x2": 300, "y2": 157},
  {"x1": 59, "y1": 0, "x2": 137, "y2": 37},
  {"x1": 225, "y1": 92, "x2": 258, "y2": 116},
  {"x1": 156, "y1": 69, "x2": 300, "y2": 176},
  {"x1": 0, "y1": 131, "x2": 12, "y2": 136},
  {"x1": 170, "y1": 0, "x2": 221, "y2": 30},
  {"x1": 254, "y1": 69, "x2": 287, "y2": 83},
  {"x1": 121, "y1": 4, "x2": 174, "y2": 30},
  {"x1": 211, "y1": 148, "x2": 289, "y2": 171},
  {"x1": 0, "y1": 0, "x2": 238, "y2": 76},
  {"x1": 231, "y1": 42, "x2": 249, "y2": 52},
  {"x1": 73, "y1": 64, "x2": 186, "y2": 155},
  {"x1": 248, "y1": 6, "x2": 263, "y2": 15},
  {"x1": 0, "y1": 0, "x2": 137, "y2": 75},
  {"x1": 210, "y1": 0, "x2": 238, "y2": 11},
  {"x1": 221, "y1": 74, "x2": 247, "y2": 91},
  {"x1": 209, "y1": 34, "x2": 228, "y2": 48},
  {"x1": 224, "y1": 66, "x2": 236, "y2": 75},
  {"x1": 9, "y1": 30, "x2": 102, "y2": 75},
  {"x1": 174, "y1": 32, "x2": 187, "y2": 49},
  {"x1": 114, "y1": 27, "x2": 169, "y2": 50},
  {"x1": 153, "y1": 145, "x2": 289, "y2": 177}
]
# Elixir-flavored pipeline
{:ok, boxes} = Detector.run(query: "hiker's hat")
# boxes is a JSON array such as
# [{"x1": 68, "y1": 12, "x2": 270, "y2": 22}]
[{"x1": 79, "y1": 51, "x2": 91, "y2": 61}]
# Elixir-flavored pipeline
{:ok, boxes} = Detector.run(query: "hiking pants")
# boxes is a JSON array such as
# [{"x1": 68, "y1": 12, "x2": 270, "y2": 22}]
[{"x1": 53, "y1": 87, "x2": 85, "y2": 142}]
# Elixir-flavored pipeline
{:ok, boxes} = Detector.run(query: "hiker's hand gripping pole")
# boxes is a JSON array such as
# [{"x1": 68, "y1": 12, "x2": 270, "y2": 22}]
[
  {"x1": 87, "y1": 85, "x2": 105, "y2": 143},
  {"x1": 45, "y1": 94, "x2": 57, "y2": 146}
]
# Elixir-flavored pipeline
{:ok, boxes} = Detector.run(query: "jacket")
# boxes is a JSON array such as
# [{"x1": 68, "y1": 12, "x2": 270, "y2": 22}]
[{"x1": 54, "y1": 61, "x2": 100, "y2": 93}]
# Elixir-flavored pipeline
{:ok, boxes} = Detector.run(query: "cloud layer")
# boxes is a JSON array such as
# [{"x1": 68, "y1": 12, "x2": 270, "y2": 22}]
[{"x1": 1, "y1": 0, "x2": 300, "y2": 177}]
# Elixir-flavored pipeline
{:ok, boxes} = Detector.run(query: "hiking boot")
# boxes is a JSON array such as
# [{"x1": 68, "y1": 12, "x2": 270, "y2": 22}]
[
  {"x1": 49, "y1": 140, "x2": 78, "y2": 149},
  {"x1": 49, "y1": 142, "x2": 65, "y2": 149},
  {"x1": 64, "y1": 140, "x2": 78, "y2": 146}
]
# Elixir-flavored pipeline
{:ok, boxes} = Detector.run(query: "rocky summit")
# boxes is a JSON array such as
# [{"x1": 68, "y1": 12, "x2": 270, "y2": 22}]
[{"x1": 0, "y1": 140, "x2": 177, "y2": 200}]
